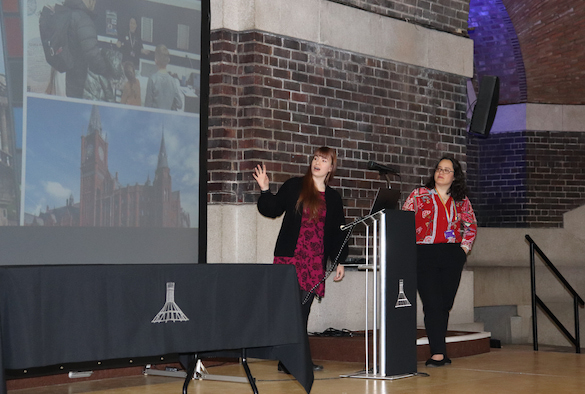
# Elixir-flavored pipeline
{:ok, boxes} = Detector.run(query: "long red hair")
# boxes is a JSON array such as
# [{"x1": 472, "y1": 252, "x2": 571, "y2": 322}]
[{"x1": 296, "y1": 147, "x2": 337, "y2": 220}]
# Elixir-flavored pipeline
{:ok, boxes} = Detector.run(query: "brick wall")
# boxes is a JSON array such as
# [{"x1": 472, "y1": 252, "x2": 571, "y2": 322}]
[
  {"x1": 467, "y1": 132, "x2": 528, "y2": 227},
  {"x1": 468, "y1": 0, "x2": 526, "y2": 104},
  {"x1": 466, "y1": 0, "x2": 585, "y2": 227},
  {"x1": 502, "y1": 0, "x2": 585, "y2": 105},
  {"x1": 330, "y1": 0, "x2": 469, "y2": 35},
  {"x1": 208, "y1": 29, "x2": 469, "y2": 254},
  {"x1": 208, "y1": 1, "x2": 585, "y2": 240},
  {"x1": 468, "y1": 131, "x2": 585, "y2": 227},
  {"x1": 525, "y1": 131, "x2": 585, "y2": 226}
]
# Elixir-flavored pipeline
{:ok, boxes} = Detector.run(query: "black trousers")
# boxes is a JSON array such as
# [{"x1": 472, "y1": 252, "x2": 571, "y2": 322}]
[
  {"x1": 300, "y1": 290, "x2": 315, "y2": 332},
  {"x1": 416, "y1": 243, "x2": 467, "y2": 356}
]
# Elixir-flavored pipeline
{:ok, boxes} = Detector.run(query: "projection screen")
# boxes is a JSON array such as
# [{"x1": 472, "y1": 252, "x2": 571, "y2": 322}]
[{"x1": 0, "y1": 0, "x2": 209, "y2": 265}]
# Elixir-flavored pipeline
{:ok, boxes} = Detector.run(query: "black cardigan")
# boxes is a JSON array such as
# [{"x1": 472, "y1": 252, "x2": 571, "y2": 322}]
[{"x1": 257, "y1": 177, "x2": 349, "y2": 269}]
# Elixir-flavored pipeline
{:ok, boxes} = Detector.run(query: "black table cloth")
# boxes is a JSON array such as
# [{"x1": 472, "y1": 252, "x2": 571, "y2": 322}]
[{"x1": 0, "y1": 264, "x2": 313, "y2": 393}]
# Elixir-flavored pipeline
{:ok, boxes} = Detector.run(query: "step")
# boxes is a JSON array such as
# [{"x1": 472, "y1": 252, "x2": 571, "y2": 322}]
[{"x1": 310, "y1": 329, "x2": 491, "y2": 362}]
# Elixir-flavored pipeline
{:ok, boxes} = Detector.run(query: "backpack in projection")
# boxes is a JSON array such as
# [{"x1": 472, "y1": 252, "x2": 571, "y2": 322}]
[{"x1": 39, "y1": 4, "x2": 75, "y2": 72}]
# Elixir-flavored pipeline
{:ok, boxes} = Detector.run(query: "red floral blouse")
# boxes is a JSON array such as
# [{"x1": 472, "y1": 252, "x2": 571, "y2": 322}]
[{"x1": 402, "y1": 187, "x2": 477, "y2": 253}]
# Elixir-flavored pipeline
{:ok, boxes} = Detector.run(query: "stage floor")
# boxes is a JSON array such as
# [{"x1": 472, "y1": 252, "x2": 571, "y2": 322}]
[{"x1": 8, "y1": 345, "x2": 585, "y2": 394}]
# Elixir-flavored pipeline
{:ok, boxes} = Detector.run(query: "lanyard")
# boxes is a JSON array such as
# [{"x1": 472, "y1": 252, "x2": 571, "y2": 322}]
[
  {"x1": 129, "y1": 32, "x2": 136, "y2": 49},
  {"x1": 435, "y1": 189, "x2": 456, "y2": 225}
]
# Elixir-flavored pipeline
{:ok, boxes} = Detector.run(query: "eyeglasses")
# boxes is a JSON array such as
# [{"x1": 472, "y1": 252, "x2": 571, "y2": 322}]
[{"x1": 435, "y1": 167, "x2": 453, "y2": 174}]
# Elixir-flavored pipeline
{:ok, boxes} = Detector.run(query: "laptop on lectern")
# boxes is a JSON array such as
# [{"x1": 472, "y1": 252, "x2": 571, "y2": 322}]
[{"x1": 369, "y1": 188, "x2": 401, "y2": 215}]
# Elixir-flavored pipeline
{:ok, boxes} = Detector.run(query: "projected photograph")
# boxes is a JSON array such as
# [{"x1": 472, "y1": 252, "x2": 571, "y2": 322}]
[
  {"x1": 26, "y1": 0, "x2": 202, "y2": 113},
  {"x1": 24, "y1": 97, "x2": 199, "y2": 228}
]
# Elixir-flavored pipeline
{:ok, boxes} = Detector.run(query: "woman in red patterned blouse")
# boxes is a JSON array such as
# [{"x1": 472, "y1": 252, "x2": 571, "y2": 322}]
[
  {"x1": 253, "y1": 147, "x2": 348, "y2": 372},
  {"x1": 402, "y1": 157, "x2": 477, "y2": 367}
]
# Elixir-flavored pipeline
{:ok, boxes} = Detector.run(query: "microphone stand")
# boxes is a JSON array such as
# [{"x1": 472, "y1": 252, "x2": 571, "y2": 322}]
[
  {"x1": 375, "y1": 169, "x2": 400, "y2": 189},
  {"x1": 381, "y1": 171, "x2": 393, "y2": 188},
  {"x1": 340, "y1": 210, "x2": 386, "y2": 231},
  {"x1": 302, "y1": 224, "x2": 354, "y2": 305},
  {"x1": 307, "y1": 211, "x2": 384, "y2": 305},
  {"x1": 303, "y1": 166, "x2": 401, "y2": 304}
]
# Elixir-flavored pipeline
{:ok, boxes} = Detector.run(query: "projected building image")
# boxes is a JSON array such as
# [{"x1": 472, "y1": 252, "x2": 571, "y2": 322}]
[
  {"x1": 79, "y1": 106, "x2": 189, "y2": 227},
  {"x1": 25, "y1": 102, "x2": 196, "y2": 228}
]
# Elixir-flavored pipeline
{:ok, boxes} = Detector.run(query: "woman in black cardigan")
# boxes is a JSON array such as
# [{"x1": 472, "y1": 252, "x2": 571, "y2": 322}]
[{"x1": 253, "y1": 146, "x2": 348, "y2": 371}]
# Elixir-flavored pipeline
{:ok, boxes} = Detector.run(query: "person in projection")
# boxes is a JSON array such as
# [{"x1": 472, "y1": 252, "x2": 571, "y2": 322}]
[
  {"x1": 116, "y1": 17, "x2": 149, "y2": 72},
  {"x1": 402, "y1": 157, "x2": 477, "y2": 367},
  {"x1": 144, "y1": 44, "x2": 183, "y2": 111},
  {"x1": 63, "y1": 0, "x2": 112, "y2": 98},
  {"x1": 253, "y1": 146, "x2": 348, "y2": 372},
  {"x1": 120, "y1": 61, "x2": 141, "y2": 106},
  {"x1": 45, "y1": 67, "x2": 66, "y2": 96}
]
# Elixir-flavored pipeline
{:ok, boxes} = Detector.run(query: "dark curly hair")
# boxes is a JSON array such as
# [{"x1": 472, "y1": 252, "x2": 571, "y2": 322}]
[{"x1": 424, "y1": 156, "x2": 468, "y2": 201}]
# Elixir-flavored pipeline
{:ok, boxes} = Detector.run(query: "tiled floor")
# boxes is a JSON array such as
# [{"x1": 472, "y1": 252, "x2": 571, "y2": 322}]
[{"x1": 9, "y1": 345, "x2": 585, "y2": 393}]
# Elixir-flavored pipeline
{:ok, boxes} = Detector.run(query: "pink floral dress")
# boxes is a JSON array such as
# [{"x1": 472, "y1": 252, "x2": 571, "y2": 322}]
[{"x1": 274, "y1": 193, "x2": 327, "y2": 297}]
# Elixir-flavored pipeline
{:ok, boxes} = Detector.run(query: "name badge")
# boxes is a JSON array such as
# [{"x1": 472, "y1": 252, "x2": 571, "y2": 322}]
[{"x1": 444, "y1": 230, "x2": 456, "y2": 239}]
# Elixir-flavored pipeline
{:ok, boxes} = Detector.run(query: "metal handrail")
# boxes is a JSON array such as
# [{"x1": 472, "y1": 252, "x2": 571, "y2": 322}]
[{"x1": 526, "y1": 234, "x2": 584, "y2": 353}]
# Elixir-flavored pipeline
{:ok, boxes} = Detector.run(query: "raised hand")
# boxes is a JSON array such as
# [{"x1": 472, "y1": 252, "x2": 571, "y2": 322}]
[{"x1": 252, "y1": 164, "x2": 270, "y2": 191}]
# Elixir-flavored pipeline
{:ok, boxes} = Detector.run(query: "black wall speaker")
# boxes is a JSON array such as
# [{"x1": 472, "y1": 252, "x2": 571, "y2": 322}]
[{"x1": 469, "y1": 75, "x2": 500, "y2": 137}]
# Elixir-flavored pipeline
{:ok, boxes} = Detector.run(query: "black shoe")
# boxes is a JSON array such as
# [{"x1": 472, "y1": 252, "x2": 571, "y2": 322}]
[
  {"x1": 425, "y1": 357, "x2": 446, "y2": 367},
  {"x1": 312, "y1": 363, "x2": 323, "y2": 371},
  {"x1": 444, "y1": 356, "x2": 452, "y2": 365},
  {"x1": 277, "y1": 361, "x2": 291, "y2": 374}
]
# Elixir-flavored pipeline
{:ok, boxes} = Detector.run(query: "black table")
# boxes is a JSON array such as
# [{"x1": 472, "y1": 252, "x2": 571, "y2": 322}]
[{"x1": 0, "y1": 264, "x2": 313, "y2": 393}]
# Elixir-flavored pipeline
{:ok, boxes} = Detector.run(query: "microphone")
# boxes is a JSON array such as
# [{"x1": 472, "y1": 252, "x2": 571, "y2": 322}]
[{"x1": 367, "y1": 161, "x2": 399, "y2": 175}]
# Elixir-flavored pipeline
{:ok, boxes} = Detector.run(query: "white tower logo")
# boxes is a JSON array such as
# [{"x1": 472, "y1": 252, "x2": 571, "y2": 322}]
[
  {"x1": 151, "y1": 282, "x2": 189, "y2": 323},
  {"x1": 395, "y1": 279, "x2": 412, "y2": 308}
]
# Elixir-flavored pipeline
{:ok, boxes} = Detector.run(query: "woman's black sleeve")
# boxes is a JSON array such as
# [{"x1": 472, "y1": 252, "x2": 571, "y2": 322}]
[
  {"x1": 257, "y1": 178, "x2": 292, "y2": 218},
  {"x1": 328, "y1": 190, "x2": 349, "y2": 264},
  {"x1": 337, "y1": 207, "x2": 350, "y2": 263}
]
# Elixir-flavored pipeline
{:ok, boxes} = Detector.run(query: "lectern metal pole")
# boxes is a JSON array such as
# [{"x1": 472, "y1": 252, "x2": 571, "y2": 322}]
[
  {"x1": 372, "y1": 217, "x2": 378, "y2": 376},
  {"x1": 379, "y1": 212, "x2": 387, "y2": 376},
  {"x1": 364, "y1": 224, "x2": 370, "y2": 374}
]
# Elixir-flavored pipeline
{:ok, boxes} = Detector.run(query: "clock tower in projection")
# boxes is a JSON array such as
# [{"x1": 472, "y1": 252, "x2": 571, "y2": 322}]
[{"x1": 80, "y1": 105, "x2": 109, "y2": 226}]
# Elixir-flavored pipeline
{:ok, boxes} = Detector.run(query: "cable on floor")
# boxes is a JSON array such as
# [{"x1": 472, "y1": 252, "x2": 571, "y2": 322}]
[{"x1": 309, "y1": 327, "x2": 356, "y2": 337}]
